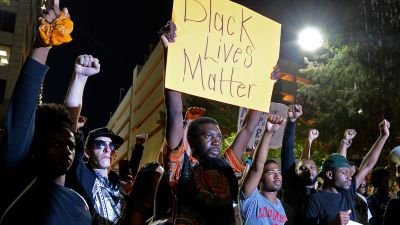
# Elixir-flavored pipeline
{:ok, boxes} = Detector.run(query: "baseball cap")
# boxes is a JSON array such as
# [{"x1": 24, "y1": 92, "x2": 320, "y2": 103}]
[
  {"x1": 318, "y1": 153, "x2": 351, "y2": 177},
  {"x1": 390, "y1": 146, "x2": 400, "y2": 165},
  {"x1": 85, "y1": 127, "x2": 124, "y2": 148}
]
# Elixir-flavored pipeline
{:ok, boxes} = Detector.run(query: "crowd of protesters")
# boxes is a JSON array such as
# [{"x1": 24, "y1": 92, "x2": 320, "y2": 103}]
[{"x1": 0, "y1": 3, "x2": 399, "y2": 225}]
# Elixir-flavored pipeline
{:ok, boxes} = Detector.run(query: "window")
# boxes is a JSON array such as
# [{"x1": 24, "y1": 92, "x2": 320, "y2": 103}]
[
  {"x1": 0, "y1": 79, "x2": 5, "y2": 104},
  {"x1": 0, "y1": 45, "x2": 10, "y2": 67},
  {"x1": 0, "y1": 10, "x2": 16, "y2": 33}
]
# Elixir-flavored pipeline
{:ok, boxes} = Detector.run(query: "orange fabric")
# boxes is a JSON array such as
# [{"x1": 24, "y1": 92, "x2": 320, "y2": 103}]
[
  {"x1": 224, "y1": 148, "x2": 245, "y2": 173},
  {"x1": 162, "y1": 141, "x2": 245, "y2": 192},
  {"x1": 38, "y1": 12, "x2": 73, "y2": 46},
  {"x1": 162, "y1": 142, "x2": 244, "y2": 225},
  {"x1": 162, "y1": 140, "x2": 186, "y2": 192}
]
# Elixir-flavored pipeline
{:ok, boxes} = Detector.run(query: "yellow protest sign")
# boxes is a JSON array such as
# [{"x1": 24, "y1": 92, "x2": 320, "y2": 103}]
[{"x1": 165, "y1": 0, "x2": 281, "y2": 112}]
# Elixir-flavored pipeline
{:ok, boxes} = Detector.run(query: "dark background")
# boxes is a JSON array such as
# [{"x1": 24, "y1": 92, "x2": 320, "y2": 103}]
[{"x1": 43, "y1": 0, "x2": 342, "y2": 134}]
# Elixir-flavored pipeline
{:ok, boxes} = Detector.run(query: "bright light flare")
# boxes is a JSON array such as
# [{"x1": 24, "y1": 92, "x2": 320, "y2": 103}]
[{"x1": 298, "y1": 28, "x2": 323, "y2": 52}]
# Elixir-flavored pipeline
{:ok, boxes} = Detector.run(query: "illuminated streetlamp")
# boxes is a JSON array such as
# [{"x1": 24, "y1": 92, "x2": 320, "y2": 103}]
[{"x1": 298, "y1": 27, "x2": 323, "y2": 52}]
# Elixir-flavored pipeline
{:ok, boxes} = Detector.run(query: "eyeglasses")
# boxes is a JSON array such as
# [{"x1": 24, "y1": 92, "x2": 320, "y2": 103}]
[{"x1": 92, "y1": 140, "x2": 116, "y2": 151}]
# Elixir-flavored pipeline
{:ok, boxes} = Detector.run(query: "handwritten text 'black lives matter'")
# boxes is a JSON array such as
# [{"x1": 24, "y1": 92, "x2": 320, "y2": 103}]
[{"x1": 182, "y1": 0, "x2": 256, "y2": 99}]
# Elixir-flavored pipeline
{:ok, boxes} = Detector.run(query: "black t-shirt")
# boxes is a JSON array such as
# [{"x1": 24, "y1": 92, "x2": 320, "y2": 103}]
[
  {"x1": 280, "y1": 120, "x2": 316, "y2": 225},
  {"x1": 282, "y1": 168, "x2": 316, "y2": 225},
  {"x1": 1, "y1": 179, "x2": 91, "y2": 225},
  {"x1": 383, "y1": 198, "x2": 400, "y2": 225},
  {"x1": 304, "y1": 177, "x2": 357, "y2": 225},
  {"x1": 367, "y1": 191, "x2": 392, "y2": 225}
]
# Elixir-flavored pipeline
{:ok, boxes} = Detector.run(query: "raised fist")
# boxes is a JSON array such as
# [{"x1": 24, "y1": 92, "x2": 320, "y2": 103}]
[
  {"x1": 343, "y1": 129, "x2": 356, "y2": 141},
  {"x1": 159, "y1": 21, "x2": 177, "y2": 48},
  {"x1": 135, "y1": 133, "x2": 148, "y2": 145},
  {"x1": 185, "y1": 107, "x2": 206, "y2": 121},
  {"x1": 270, "y1": 65, "x2": 280, "y2": 81},
  {"x1": 41, "y1": 4, "x2": 70, "y2": 23},
  {"x1": 308, "y1": 129, "x2": 319, "y2": 141},
  {"x1": 74, "y1": 55, "x2": 100, "y2": 77},
  {"x1": 266, "y1": 115, "x2": 284, "y2": 133},
  {"x1": 379, "y1": 119, "x2": 390, "y2": 136},
  {"x1": 288, "y1": 105, "x2": 303, "y2": 122}
]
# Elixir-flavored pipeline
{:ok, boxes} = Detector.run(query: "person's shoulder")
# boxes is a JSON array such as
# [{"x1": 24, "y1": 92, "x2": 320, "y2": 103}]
[
  {"x1": 387, "y1": 197, "x2": 400, "y2": 207},
  {"x1": 240, "y1": 188, "x2": 260, "y2": 201},
  {"x1": 276, "y1": 197, "x2": 285, "y2": 207},
  {"x1": 384, "y1": 198, "x2": 400, "y2": 218},
  {"x1": 308, "y1": 189, "x2": 328, "y2": 201}
]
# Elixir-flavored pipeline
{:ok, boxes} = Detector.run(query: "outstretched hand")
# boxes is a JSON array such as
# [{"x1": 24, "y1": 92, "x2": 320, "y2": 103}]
[
  {"x1": 266, "y1": 115, "x2": 284, "y2": 133},
  {"x1": 74, "y1": 55, "x2": 100, "y2": 77},
  {"x1": 159, "y1": 21, "x2": 177, "y2": 48},
  {"x1": 288, "y1": 104, "x2": 303, "y2": 122}
]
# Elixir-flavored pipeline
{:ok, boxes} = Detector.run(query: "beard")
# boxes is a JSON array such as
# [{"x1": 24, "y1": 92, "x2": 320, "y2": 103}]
[{"x1": 300, "y1": 173, "x2": 317, "y2": 186}]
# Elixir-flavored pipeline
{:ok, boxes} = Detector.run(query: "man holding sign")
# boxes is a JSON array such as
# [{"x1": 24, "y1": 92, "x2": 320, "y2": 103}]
[{"x1": 160, "y1": 17, "x2": 279, "y2": 224}]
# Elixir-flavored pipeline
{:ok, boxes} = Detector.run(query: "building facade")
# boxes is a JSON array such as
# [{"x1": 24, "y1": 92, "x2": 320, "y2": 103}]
[
  {"x1": 0, "y1": 0, "x2": 44, "y2": 125},
  {"x1": 107, "y1": 42, "x2": 166, "y2": 169}
]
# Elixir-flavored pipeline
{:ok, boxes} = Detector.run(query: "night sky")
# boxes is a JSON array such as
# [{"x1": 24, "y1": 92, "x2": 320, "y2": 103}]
[
  {"x1": 42, "y1": 0, "x2": 342, "y2": 134},
  {"x1": 43, "y1": 0, "x2": 173, "y2": 134}
]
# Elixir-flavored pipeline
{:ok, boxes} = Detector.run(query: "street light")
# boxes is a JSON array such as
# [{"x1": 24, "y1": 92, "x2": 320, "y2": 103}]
[{"x1": 298, "y1": 27, "x2": 323, "y2": 52}]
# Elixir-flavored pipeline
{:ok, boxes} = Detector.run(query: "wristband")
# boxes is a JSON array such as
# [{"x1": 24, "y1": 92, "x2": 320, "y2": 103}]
[{"x1": 341, "y1": 139, "x2": 352, "y2": 146}]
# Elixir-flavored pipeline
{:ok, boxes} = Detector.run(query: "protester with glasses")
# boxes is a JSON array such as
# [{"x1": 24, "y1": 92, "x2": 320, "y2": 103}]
[{"x1": 64, "y1": 54, "x2": 127, "y2": 225}]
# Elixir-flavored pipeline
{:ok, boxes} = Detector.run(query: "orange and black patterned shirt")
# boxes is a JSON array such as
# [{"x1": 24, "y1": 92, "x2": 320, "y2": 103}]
[{"x1": 162, "y1": 141, "x2": 245, "y2": 225}]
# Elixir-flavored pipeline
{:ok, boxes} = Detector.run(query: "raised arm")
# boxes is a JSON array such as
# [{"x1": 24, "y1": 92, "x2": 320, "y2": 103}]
[
  {"x1": 230, "y1": 109, "x2": 263, "y2": 158},
  {"x1": 183, "y1": 107, "x2": 206, "y2": 156},
  {"x1": 241, "y1": 115, "x2": 284, "y2": 198},
  {"x1": 301, "y1": 129, "x2": 319, "y2": 160},
  {"x1": 355, "y1": 119, "x2": 390, "y2": 189},
  {"x1": 160, "y1": 21, "x2": 176, "y2": 78},
  {"x1": 230, "y1": 66, "x2": 281, "y2": 159},
  {"x1": 159, "y1": 22, "x2": 183, "y2": 150},
  {"x1": 130, "y1": 134, "x2": 147, "y2": 179},
  {"x1": 31, "y1": 3, "x2": 71, "y2": 64},
  {"x1": 164, "y1": 89, "x2": 184, "y2": 149},
  {"x1": 64, "y1": 55, "x2": 100, "y2": 132},
  {"x1": 337, "y1": 129, "x2": 356, "y2": 157},
  {"x1": 0, "y1": 4, "x2": 71, "y2": 171},
  {"x1": 281, "y1": 105, "x2": 303, "y2": 173}
]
